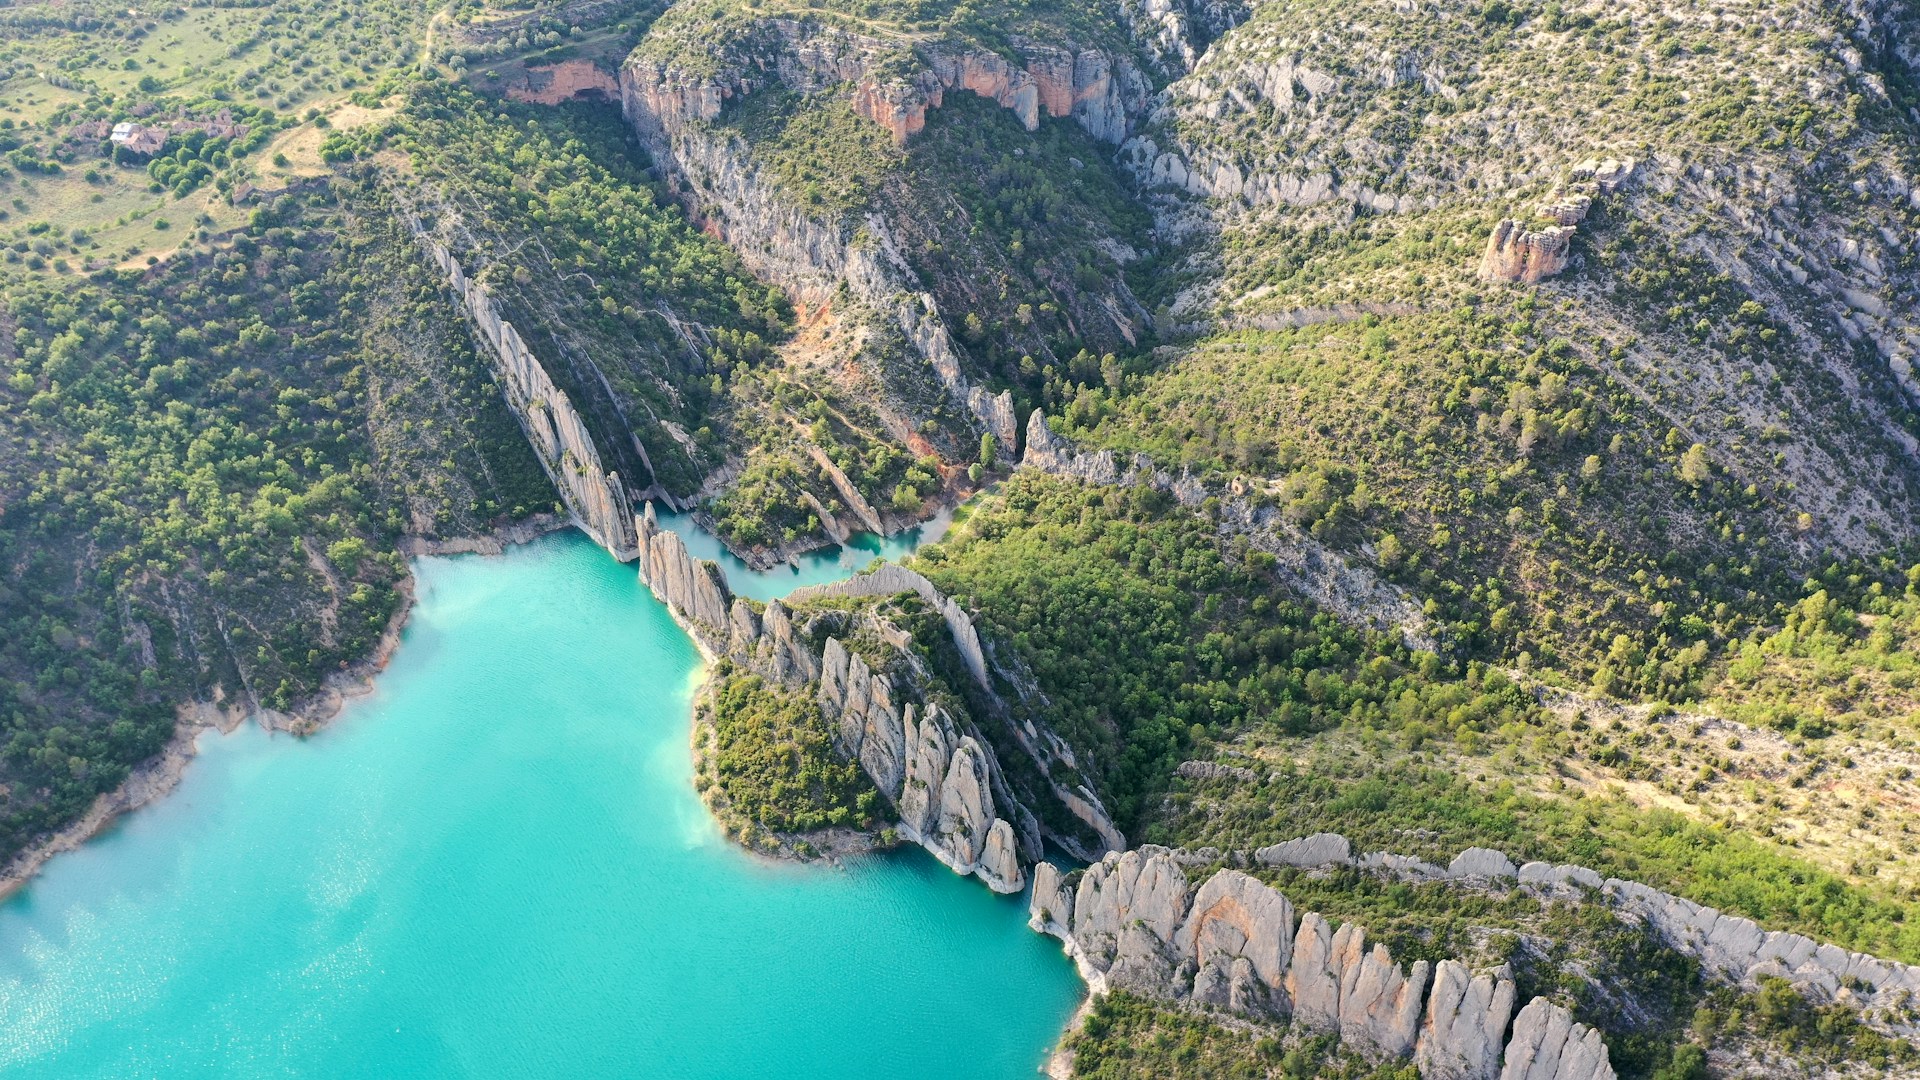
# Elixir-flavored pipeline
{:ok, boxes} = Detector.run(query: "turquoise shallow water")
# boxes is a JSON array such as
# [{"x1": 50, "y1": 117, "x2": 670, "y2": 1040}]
[
  {"x1": 652, "y1": 507, "x2": 952, "y2": 601},
  {"x1": 0, "y1": 531, "x2": 1079, "y2": 1078}
]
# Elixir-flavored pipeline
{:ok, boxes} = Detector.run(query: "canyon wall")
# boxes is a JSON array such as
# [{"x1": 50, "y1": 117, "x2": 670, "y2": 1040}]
[
  {"x1": 407, "y1": 220, "x2": 639, "y2": 561},
  {"x1": 619, "y1": 21, "x2": 1153, "y2": 460},
  {"x1": 627, "y1": 19, "x2": 1147, "y2": 148}
]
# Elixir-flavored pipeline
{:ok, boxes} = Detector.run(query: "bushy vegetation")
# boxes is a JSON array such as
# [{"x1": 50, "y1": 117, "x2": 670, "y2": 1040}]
[
  {"x1": 916, "y1": 473, "x2": 1529, "y2": 828},
  {"x1": 1066, "y1": 991, "x2": 1418, "y2": 1080},
  {"x1": 0, "y1": 178, "x2": 548, "y2": 858},
  {"x1": 699, "y1": 668, "x2": 879, "y2": 839}
]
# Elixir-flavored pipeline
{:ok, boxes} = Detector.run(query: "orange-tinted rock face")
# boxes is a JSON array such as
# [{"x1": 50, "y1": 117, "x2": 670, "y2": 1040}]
[
  {"x1": 1478, "y1": 220, "x2": 1575, "y2": 284},
  {"x1": 506, "y1": 59, "x2": 621, "y2": 105},
  {"x1": 850, "y1": 78, "x2": 927, "y2": 143}
]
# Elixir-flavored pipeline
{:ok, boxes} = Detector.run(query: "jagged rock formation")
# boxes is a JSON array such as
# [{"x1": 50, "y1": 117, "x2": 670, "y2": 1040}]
[
  {"x1": 1419, "y1": 960, "x2": 1518, "y2": 1080},
  {"x1": 1176, "y1": 826, "x2": 1920, "y2": 1042},
  {"x1": 1477, "y1": 220, "x2": 1575, "y2": 285},
  {"x1": 630, "y1": 505, "x2": 1119, "y2": 889},
  {"x1": 407, "y1": 224, "x2": 638, "y2": 561},
  {"x1": 818, "y1": 637, "x2": 1024, "y2": 891},
  {"x1": 1499, "y1": 999, "x2": 1612, "y2": 1080},
  {"x1": 635, "y1": 506, "x2": 733, "y2": 636},
  {"x1": 1032, "y1": 846, "x2": 1612, "y2": 1079}
]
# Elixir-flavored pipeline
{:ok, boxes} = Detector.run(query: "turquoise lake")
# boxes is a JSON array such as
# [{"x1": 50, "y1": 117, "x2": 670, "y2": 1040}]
[{"x1": 0, "y1": 529, "x2": 1081, "y2": 1077}]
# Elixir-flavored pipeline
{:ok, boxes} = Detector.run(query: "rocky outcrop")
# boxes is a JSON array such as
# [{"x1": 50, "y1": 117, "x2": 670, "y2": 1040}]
[
  {"x1": 1480, "y1": 159, "x2": 1635, "y2": 284},
  {"x1": 1417, "y1": 960, "x2": 1517, "y2": 1080},
  {"x1": 1254, "y1": 831, "x2": 1351, "y2": 868},
  {"x1": 635, "y1": 505, "x2": 731, "y2": 640},
  {"x1": 818, "y1": 637, "x2": 1024, "y2": 892},
  {"x1": 505, "y1": 59, "x2": 620, "y2": 105},
  {"x1": 1033, "y1": 848, "x2": 1608, "y2": 1077},
  {"x1": 1478, "y1": 220, "x2": 1576, "y2": 284},
  {"x1": 1498, "y1": 999, "x2": 1612, "y2": 1080},
  {"x1": 409, "y1": 227, "x2": 639, "y2": 561},
  {"x1": 1168, "y1": 829, "x2": 1920, "y2": 1042}
]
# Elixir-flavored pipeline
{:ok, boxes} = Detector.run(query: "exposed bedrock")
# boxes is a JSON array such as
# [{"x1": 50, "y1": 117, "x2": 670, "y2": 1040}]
[
  {"x1": 626, "y1": 19, "x2": 1147, "y2": 148},
  {"x1": 407, "y1": 223, "x2": 640, "y2": 561},
  {"x1": 1033, "y1": 846, "x2": 1611, "y2": 1079},
  {"x1": 631, "y1": 505, "x2": 1118, "y2": 890}
]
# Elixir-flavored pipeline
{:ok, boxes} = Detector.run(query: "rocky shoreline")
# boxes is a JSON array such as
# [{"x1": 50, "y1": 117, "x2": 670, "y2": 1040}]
[{"x1": 0, "y1": 514, "x2": 571, "y2": 903}]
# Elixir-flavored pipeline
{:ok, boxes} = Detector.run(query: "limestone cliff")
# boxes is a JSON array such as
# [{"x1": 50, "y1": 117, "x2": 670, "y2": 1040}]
[
  {"x1": 1031, "y1": 846, "x2": 1613, "y2": 1079},
  {"x1": 407, "y1": 221, "x2": 639, "y2": 561},
  {"x1": 631, "y1": 505, "x2": 1115, "y2": 891},
  {"x1": 1127, "y1": 825, "x2": 1920, "y2": 1044},
  {"x1": 627, "y1": 17, "x2": 1147, "y2": 148}
]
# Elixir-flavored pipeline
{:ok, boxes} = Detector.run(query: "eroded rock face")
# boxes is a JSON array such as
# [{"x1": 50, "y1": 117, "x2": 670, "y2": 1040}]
[
  {"x1": 636, "y1": 506, "x2": 731, "y2": 635},
  {"x1": 1417, "y1": 960, "x2": 1517, "y2": 1080},
  {"x1": 1072, "y1": 848, "x2": 1193, "y2": 990},
  {"x1": 410, "y1": 227, "x2": 639, "y2": 561},
  {"x1": 1479, "y1": 219, "x2": 1576, "y2": 284},
  {"x1": 1029, "y1": 861, "x2": 1074, "y2": 936},
  {"x1": 1498, "y1": 998, "x2": 1615, "y2": 1080},
  {"x1": 978, "y1": 818, "x2": 1025, "y2": 893},
  {"x1": 1179, "y1": 870, "x2": 1294, "y2": 1016}
]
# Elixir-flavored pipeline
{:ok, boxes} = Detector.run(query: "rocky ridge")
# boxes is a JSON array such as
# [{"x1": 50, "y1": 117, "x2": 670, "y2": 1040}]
[
  {"x1": 406, "y1": 218, "x2": 641, "y2": 561},
  {"x1": 631, "y1": 505, "x2": 1123, "y2": 889},
  {"x1": 1022, "y1": 410, "x2": 1434, "y2": 648},
  {"x1": 1029, "y1": 848, "x2": 1613, "y2": 1080},
  {"x1": 1170, "y1": 827, "x2": 1920, "y2": 1043}
]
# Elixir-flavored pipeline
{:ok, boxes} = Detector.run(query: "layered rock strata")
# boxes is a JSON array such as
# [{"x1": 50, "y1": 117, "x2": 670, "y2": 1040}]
[
  {"x1": 1185, "y1": 825, "x2": 1920, "y2": 1041},
  {"x1": 628, "y1": 19, "x2": 1146, "y2": 148},
  {"x1": 632, "y1": 505, "x2": 1117, "y2": 890},
  {"x1": 1031, "y1": 847, "x2": 1614, "y2": 1080},
  {"x1": 409, "y1": 225, "x2": 639, "y2": 560}
]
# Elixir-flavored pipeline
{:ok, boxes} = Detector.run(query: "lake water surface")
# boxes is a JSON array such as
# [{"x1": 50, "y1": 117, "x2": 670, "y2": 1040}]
[{"x1": 0, "y1": 530, "x2": 1079, "y2": 1077}]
